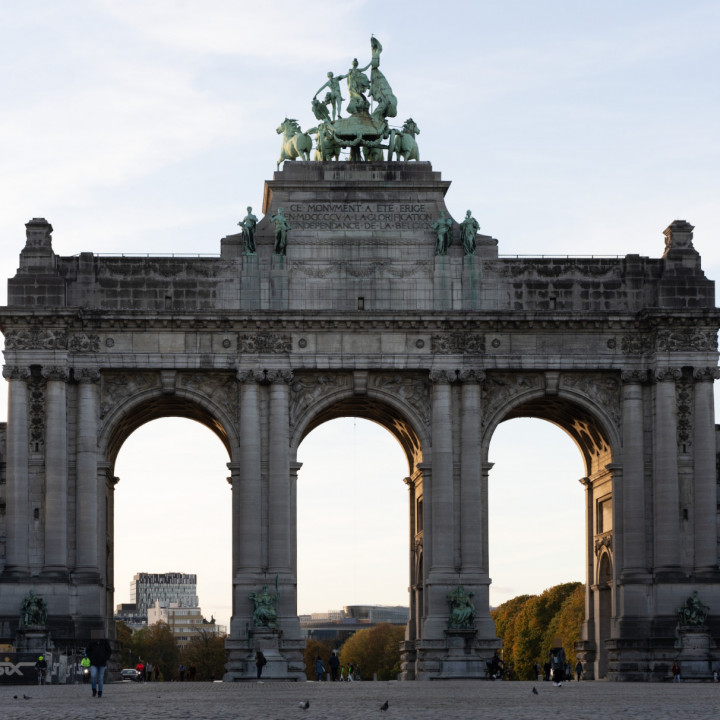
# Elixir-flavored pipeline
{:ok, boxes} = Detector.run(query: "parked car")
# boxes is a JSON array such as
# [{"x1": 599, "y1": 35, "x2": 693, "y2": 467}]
[{"x1": 121, "y1": 668, "x2": 141, "y2": 681}]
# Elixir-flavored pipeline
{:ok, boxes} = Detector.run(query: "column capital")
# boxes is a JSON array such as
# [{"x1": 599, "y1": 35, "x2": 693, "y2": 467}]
[
  {"x1": 653, "y1": 367, "x2": 682, "y2": 383},
  {"x1": 693, "y1": 367, "x2": 720, "y2": 382},
  {"x1": 75, "y1": 368, "x2": 101, "y2": 384},
  {"x1": 264, "y1": 368, "x2": 293, "y2": 384},
  {"x1": 236, "y1": 368, "x2": 264, "y2": 384},
  {"x1": 458, "y1": 369, "x2": 485, "y2": 384},
  {"x1": 429, "y1": 369, "x2": 457, "y2": 384},
  {"x1": 621, "y1": 369, "x2": 648, "y2": 384},
  {"x1": 2, "y1": 365, "x2": 31, "y2": 380},
  {"x1": 42, "y1": 366, "x2": 70, "y2": 382}
]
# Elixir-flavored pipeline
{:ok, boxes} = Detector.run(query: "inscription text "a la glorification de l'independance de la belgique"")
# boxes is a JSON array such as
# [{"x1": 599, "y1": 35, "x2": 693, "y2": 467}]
[{"x1": 287, "y1": 203, "x2": 432, "y2": 231}]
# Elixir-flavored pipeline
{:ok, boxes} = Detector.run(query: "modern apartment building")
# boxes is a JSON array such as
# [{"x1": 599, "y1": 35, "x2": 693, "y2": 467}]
[{"x1": 130, "y1": 572, "x2": 199, "y2": 616}]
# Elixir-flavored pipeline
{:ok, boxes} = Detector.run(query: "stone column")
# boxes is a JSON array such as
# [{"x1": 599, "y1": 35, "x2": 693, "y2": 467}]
[
  {"x1": 692, "y1": 368, "x2": 720, "y2": 574},
  {"x1": 480, "y1": 463, "x2": 493, "y2": 573},
  {"x1": 653, "y1": 368, "x2": 681, "y2": 571},
  {"x1": 429, "y1": 369, "x2": 455, "y2": 573},
  {"x1": 459, "y1": 370, "x2": 484, "y2": 572},
  {"x1": 43, "y1": 366, "x2": 69, "y2": 575},
  {"x1": 620, "y1": 371, "x2": 647, "y2": 575},
  {"x1": 2, "y1": 365, "x2": 31, "y2": 575},
  {"x1": 234, "y1": 370, "x2": 263, "y2": 573},
  {"x1": 268, "y1": 369, "x2": 292, "y2": 571},
  {"x1": 75, "y1": 369, "x2": 100, "y2": 577}
]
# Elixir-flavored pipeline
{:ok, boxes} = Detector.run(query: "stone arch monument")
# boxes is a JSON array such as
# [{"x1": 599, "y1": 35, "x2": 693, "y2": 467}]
[
  {"x1": 0, "y1": 39, "x2": 719, "y2": 680},
  {"x1": 1, "y1": 163, "x2": 718, "y2": 681}
]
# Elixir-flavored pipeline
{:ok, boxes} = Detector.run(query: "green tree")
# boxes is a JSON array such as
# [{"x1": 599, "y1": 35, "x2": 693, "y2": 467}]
[
  {"x1": 340, "y1": 624, "x2": 405, "y2": 680},
  {"x1": 132, "y1": 622, "x2": 180, "y2": 680},
  {"x1": 181, "y1": 630, "x2": 227, "y2": 681},
  {"x1": 115, "y1": 620, "x2": 135, "y2": 669}
]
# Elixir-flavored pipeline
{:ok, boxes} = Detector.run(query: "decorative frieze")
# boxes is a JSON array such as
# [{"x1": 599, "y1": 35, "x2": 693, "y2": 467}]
[
  {"x1": 431, "y1": 334, "x2": 485, "y2": 354},
  {"x1": 68, "y1": 333, "x2": 100, "y2": 353},
  {"x1": 4, "y1": 327, "x2": 67, "y2": 350},
  {"x1": 238, "y1": 333, "x2": 292, "y2": 354},
  {"x1": 621, "y1": 334, "x2": 654, "y2": 355},
  {"x1": 656, "y1": 328, "x2": 717, "y2": 352}
]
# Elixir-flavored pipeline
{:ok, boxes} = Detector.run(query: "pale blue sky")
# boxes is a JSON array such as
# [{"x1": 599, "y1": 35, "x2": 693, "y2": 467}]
[{"x1": 1, "y1": 1, "x2": 719, "y2": 629}]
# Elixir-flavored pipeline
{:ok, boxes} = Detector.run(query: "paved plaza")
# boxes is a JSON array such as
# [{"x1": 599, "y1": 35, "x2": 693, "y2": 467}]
[{"x1": 2, "y1": 679, "x2": 719, "y2": 720}]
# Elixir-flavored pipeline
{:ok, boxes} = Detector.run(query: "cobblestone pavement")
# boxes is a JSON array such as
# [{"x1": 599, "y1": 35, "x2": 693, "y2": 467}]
[{"x1": 2, "y1": 679, "x2": 719, "y2": 720}]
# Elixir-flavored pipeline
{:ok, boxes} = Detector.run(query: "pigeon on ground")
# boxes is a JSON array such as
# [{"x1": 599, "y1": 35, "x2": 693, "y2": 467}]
[
  {"x1": 380, "y1": 700, "x2": 389, "y2": 711},
  {"x1": 532, "y1": 686, "x2": 539, "y2": 695},
  {"x1": 23, "y1": 694, "x2": 32, "y2": 700},
  {"x1": 299, "y1": 700, "x2": 310, "y2": 710}
]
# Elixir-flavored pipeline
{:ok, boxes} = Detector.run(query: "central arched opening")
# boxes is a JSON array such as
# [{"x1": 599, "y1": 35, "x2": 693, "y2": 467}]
[{"x1": 296, "y1": 417, "x2": 410, "y2": 614}]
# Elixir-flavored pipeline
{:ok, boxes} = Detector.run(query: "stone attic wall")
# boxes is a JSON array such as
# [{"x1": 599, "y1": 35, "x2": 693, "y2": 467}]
[{"x1": 7, "y1": 252, "x2": 713, "y2": 314}]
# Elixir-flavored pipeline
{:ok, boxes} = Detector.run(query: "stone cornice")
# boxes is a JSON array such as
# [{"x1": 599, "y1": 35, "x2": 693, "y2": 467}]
[{"x1": 2, "y1": 308, "x2": 719, "y2": 335}]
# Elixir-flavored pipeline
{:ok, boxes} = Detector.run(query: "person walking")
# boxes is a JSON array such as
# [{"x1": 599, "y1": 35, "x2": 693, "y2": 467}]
[
  {"x1": 575, "y1": 660, "x2": 583, "y2": 681},
  {"x1": 672, "y1": 660, "x2": 682, "y2": 682},
  {"x1": 314, "y1": 656, "x2": 325, "y2": 682},
  {"x1": 86, "y1": 637, "x2": 112, "y2": 697},
  {"x1": 179, "y1": 663, "x2": 186, "y2": 681},
  {"x1": 255, "y1": 650, "x2": 267, "y2": 680},
  {"x1": 549, "y1": 643, "x2": 566, "y2": 687},
  {"x1": 328, "y1": 651, "x2": 340, "y2": 681}
]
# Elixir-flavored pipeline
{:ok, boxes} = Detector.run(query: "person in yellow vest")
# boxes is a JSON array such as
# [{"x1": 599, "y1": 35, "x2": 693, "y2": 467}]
[{"x1": 80, "y1": 655, "x2": 91, "y2": 683}]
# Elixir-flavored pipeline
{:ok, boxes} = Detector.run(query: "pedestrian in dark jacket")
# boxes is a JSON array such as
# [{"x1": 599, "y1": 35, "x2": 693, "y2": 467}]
[{"x1": 86, "y1": 638, "x2": 112, "y2": 697}]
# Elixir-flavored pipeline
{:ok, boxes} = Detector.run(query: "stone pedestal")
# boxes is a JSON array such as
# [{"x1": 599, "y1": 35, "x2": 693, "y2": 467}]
[
  {"x1": 15, "y1": 626, "x2": 52, "y2": 653},
  {"x1": 433, "y1": 256, "x2": 452, "y2": 310},
  {"x1": 270, "y1": 254, "x2": 288, "y2": 310},
  {"x1": 461, "y1": 255, "x2": 481, "y2": 310},
  {"x1": 224, "y1": 627, "x2": 305, "y2": 682},
  {"x1": 674, "y1": 626, "x2": 716, "y2": 681},
  {"x1": 240, "y1": 254, "x2": 260, "y2": 310}
]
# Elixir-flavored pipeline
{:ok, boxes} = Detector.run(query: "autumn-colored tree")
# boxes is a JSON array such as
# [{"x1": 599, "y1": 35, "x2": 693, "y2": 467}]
[
  {"x1": 132, "y1": 622, "x2": 180, "y2": 680},
  {"x1": 303, "y1": 638, "x2": 337, "y2": 680},
  {"x1": 181, "y1": 630, "x2": 227, "y2": 681},
  {"x1": 490, "y1": 583, "x2": 583, "y2": 680},
  {"x1": 339, "y1": 624, "x2": 405, "y2": 680}
]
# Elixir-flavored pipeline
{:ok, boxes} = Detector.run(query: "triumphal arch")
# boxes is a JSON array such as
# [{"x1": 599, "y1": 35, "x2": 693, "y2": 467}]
[{"x1": 1, "y1": 38, "x2": 719, "y2": 681}]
